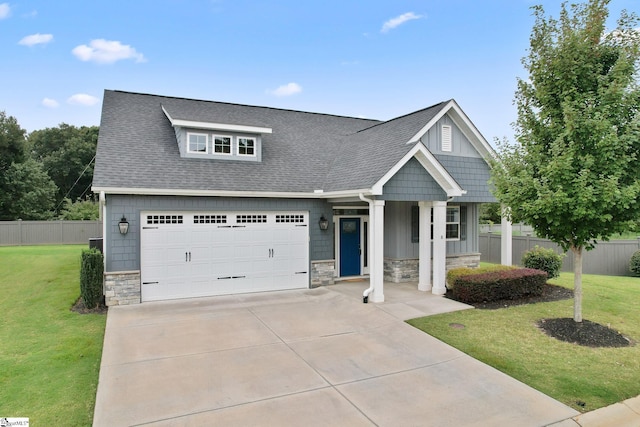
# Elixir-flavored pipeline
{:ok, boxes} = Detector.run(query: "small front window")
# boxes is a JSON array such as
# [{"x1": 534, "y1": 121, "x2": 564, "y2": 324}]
[
  {"x1": 214, "y1": 136, "x2": 232, "y2": 154},
  {"x1": 238, "y1": 137, "x2": 255, "y2": 156},
  {"x1": 188, "y1": 133, "x2": 208, "y2": 154}
]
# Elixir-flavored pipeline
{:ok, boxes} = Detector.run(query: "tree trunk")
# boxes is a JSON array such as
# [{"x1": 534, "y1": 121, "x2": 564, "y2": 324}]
[{"x1": 571, "y1": 245, "x2": 583, "y2": 323}]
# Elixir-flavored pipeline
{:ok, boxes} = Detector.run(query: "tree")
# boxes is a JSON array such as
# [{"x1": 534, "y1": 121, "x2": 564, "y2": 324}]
[
  {"x1": 0, "y1": 158, "x2": 57, "y2": 220},
  {"x1": 0, "y1": 111, "x2": 26, "y2": 174},
  {"x1": 491, "y1": 0, "x2": 640, "y2": 322},
  {"x1": 58, "y1": 198, "x2": 99, "y2": 220},
  {"x1": 28, "y1": 124, "x2": 99, "y2": 210}
]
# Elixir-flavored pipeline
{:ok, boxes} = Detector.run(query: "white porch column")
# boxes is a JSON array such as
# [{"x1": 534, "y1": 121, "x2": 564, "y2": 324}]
[
  {"x1": 432, "y1": 201, "x2": 447, "y2": 295},
  {"x1": 370, "y1": 200, "x2": 385, "y2": 302},
  {"x1": 418, "y1": 201, "x2": 432, "y2": 292},
  {"x1": 501, "y1": 205, "x2": 513, "y2": 266}
]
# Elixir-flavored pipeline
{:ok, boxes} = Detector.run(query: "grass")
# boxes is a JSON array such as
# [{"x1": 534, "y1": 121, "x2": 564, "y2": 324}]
[
  {"x1": 0, "y1": 245, "x2": 106, "y2": 426},
  {"x1": 408, "y1": 271, "x2": 640, "y2": 412}
]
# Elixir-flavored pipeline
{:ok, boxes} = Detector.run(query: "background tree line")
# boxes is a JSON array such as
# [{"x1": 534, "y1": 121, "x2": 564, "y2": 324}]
[{"x1": 0, "y1": 111, "x2": 99, "y2": 220}]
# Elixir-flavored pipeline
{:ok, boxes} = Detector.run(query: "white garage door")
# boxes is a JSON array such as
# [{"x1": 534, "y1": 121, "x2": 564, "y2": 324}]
[{"x1": 140, "y1": 212, "x2": 309, "y2": 302}]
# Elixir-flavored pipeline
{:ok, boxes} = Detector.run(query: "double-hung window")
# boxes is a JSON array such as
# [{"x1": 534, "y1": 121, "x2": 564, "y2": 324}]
[
  {"x1": 213, "y1": 135, "x2": 232, "y2": 154},
  {"x1": 411, "y1": 205, "x2": 466, "y2": 242},
  {"x1": 188, "y1": 133, "x2": 208, "y2": 154},
  {"x1": 238, "y1": 137, "x2": 255, "y2": 156}
]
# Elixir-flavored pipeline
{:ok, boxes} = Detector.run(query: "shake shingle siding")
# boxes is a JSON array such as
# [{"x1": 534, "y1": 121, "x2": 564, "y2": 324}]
[{"x1": 435, "y1": 155, "x2": 496, "y2": 202}]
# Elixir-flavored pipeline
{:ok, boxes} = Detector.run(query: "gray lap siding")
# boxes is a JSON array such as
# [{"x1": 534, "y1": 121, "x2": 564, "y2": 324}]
[{"x1": 104, "y1": 194, "x2": 333, "y2": 272}]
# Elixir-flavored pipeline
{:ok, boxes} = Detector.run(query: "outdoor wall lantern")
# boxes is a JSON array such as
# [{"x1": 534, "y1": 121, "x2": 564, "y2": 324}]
[
  {"x1": 118, "y1": 216, "x2": 129, "y2": 235},
  {"x1": 318, "y1": 215, "x2": 329, "y2": 231}
]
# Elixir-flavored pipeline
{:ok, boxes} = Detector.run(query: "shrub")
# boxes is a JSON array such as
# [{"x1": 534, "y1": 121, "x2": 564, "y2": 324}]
[
  {"x1": 521, "y1": 246, "x2": 564, "y2": 279},
  {"x1": 446, "y1": 264, "x2": 518, "y2": 290},
  {"x1": 80, "y1": 248, "x2": 103, "y2": 308},
  {"x1": 630, "y1": 250, "x2": 640, "y2": 276},
  {"x1": 452, "y1": 268, "x2": 547, "y2": 304}
]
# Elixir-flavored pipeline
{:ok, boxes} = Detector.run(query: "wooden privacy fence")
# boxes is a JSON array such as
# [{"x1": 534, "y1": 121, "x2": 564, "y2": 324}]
[
  {"x1": 480, "y1": 233, "x2": 640, "y2": 277},
  {"x1": 0, "y1": 220, "x2": 102, "y2": 246}
]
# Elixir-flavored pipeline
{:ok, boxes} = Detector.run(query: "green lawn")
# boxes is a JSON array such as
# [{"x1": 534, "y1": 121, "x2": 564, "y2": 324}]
[
  {"x1": 0, "y1": 245, "x2": 106, "y2": 426},
  {"x1": 408, "y1": 271, "x2": 640, "y2": 412}
]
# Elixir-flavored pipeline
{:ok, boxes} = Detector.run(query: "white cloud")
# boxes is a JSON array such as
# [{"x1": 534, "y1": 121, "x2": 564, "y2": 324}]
[
  {"x1": 381, "y1": 12, "x2": 423, "y2": 33},
  {"x1": 0, "y1": 3, "x2": 10, "y2": 19},
  {"x1": 67, "y1": 93, "x2": 100, "y2": 106},
  {"x1": 268, "y1": 82, "x2": 302, "y2": 97},
  {"x1": 72, "y1": 39, "x2": 146, "y2": 64},
  {"x1": 19, "y1": 33, "x2": 53, "y2": 46},
  {"x1": 41, "y1": 98, "x2": 59, "y2": 108}
]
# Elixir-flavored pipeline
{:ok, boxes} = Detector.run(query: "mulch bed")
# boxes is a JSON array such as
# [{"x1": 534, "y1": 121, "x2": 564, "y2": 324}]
[
  {"x1": 71, "y1": 297, "x2": 108, "y2": 314},
  {"x1": 537, "y1": 318, "x2": 632, "y2": 348},
  {"x1": 446, "y1": 284, "x2": 634, "y2": 348}
]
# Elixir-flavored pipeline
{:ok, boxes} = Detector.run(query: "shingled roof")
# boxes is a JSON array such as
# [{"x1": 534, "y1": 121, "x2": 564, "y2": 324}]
[{"x1": 93, "y1": 90, "x2": 491, "y2": 199}]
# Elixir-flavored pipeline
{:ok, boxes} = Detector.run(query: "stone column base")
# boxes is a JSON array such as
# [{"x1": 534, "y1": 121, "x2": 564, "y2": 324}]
[
  {"x1": 104, "y1": 271, "x2": 141, "y2": 306},
  {"x1": 311, "y1": 260, "x2": 336, "y2": 287}
]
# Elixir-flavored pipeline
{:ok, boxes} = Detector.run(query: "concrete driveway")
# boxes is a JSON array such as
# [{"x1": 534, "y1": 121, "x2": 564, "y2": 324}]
[{"x1": 93, "y1": 282, "x2": 578, "y2": 426}]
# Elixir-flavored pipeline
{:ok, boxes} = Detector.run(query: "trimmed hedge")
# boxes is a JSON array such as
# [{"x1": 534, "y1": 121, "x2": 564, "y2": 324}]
[
  {"x1": 80, "y1": 248, "x2": 103, "y2": 308},
  {"x1": 452, "y1": 268, "x2": 548, "y2": 304},
  {"x1": 521, "y1": 245, "x2": 564, "y2": 279},
  {"x1": 630, "y1": 250, "x2": 640, "y2": 276},
  {"x1": 446, "y1": 264, "x2": 518, "y2": 290}
]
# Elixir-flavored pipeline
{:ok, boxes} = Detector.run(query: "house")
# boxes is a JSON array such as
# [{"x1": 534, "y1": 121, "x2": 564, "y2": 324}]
[{"x1": 92, "y1": 90, "x2": 500, "y2": 306}]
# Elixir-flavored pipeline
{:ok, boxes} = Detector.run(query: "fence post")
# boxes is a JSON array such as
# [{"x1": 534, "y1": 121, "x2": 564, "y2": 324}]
[{"x1": 18, "y1": 219, "x2": 23, "y2": 246}]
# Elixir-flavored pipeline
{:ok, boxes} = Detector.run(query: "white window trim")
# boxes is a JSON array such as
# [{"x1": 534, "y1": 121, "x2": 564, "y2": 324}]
[
  {"x1": 213, "y1": 134, "x2": 233, "y2": 156},
  {"x1": 444, "y1": 206, "x2": 460, "y2": 241},
  {"x1": 237, "y1": 136, "x2": 257, "y2": 157},
  {"x1": 187, "y1": 132, "x2": 209, "y2": 154},
  {"x1": 426, "y1": 206, "x2": 460, "y2": 241}
]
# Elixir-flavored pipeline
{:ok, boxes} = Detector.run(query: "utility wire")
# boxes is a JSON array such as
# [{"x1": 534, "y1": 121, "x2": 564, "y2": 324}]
[{"x1": 55, "y1": 154, "x2": 96, "y2": 211}]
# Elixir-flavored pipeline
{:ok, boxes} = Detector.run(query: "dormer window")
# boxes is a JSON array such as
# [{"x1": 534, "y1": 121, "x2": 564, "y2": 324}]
[
  {"x1": 238, "y1": 137, "x2": 255, "y2": 156},
  {"x1": 163, "y1": 105, "x2": 271, "y2": 163},
  {"x1": 214, "y1": 136, "x2": 232, "y2": 155},
  {"x1": 188, "y1": 133, "x2": 208, "y2": 154}
]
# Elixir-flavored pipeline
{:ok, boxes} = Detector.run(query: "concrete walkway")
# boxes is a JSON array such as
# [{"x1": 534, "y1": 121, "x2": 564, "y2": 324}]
[{"x1": 94, "y1": 282, "x2": 582, "y2": 426}]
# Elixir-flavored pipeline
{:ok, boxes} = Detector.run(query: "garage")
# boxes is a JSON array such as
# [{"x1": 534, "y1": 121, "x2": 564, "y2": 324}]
[{"x1": 140, "y1": 211, "x2": 309, "y2": 302}]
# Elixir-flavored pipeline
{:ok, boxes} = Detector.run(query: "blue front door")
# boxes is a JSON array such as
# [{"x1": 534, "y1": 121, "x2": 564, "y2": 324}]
[{"x1": 340, "y1": 218, "x2": 361, "y2": 276}]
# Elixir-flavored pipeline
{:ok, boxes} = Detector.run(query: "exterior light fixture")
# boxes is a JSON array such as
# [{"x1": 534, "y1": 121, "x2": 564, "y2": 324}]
[
  {"x1": 318, "y1": 215, "x2": 329, "y2": 231},
  {"x1": 118, "y1": 216, "x2": 129, "y2": 235}
]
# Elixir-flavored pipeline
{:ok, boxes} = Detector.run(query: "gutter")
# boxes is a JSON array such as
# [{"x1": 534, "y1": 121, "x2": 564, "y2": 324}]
[{"x1": 359, "y1": 193, "x2": 374, "y2": 303}]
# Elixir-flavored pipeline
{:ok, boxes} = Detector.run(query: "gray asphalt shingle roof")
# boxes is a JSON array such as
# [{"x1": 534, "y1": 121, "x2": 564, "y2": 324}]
[{"x1": 93, "y1": 90, "x2": 484, "y2": 196}]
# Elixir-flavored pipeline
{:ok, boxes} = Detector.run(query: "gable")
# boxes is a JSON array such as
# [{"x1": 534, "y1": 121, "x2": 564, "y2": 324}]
[
  {"x1": 420, "y1": 115, "x2": 482, "y2": 158},
  {"x1": 380, "y1": 157, "x2": 447, "y2": 201}
]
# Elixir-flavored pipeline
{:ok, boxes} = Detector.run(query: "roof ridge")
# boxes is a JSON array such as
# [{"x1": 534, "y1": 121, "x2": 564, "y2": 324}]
[
  {"x1": 351, "y1": 100, "x2": 451, "y2": 134},
  {"x1": 109, "y1": 89, "x2": 381, "y2": 123}
]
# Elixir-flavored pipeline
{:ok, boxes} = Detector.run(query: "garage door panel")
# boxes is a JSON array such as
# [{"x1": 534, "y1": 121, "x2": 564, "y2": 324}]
[{"x1": 141, "y1": 211, "x2": 309, "y2": 302}]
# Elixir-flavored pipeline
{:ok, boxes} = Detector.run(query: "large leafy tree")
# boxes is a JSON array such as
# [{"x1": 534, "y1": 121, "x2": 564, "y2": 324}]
[
  {"x1": 0, "y1": 111, "x2": 26, "y2": 174},
  {"x1": 28, "y1": 124, "x2": 99, "y2": 210},
  {"x1": 0, "y1": 158, "x2": 57, "y2": 220},
  {"x1": 491, "y1": 0, "x2": 640, "y2": 322}
]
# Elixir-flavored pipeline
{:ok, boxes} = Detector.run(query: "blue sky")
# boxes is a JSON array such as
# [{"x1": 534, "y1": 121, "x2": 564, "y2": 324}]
[{"x1": 1, "y1": 0, "x2": 637, "y2": 143}]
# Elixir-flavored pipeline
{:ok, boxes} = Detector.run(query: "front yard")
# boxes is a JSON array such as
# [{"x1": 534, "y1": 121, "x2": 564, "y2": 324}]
[
  {"x1": 408, "y1": 271, "x2": 640, "y2": 412},
  {"x1": 0, "y1": 245, "x2": 106, "y2": 426}
]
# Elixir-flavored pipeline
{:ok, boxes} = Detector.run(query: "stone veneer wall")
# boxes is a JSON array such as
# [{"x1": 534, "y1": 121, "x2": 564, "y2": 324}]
[
  {"x1": 311, "y1": 260, "x2": 335, "y2": 288},
  {"x1": 383, "y1": 253, "x2": 481, "y2": 283},
  {"x1": 104, "y1": 271, "x2": 141, "y2": 306}
]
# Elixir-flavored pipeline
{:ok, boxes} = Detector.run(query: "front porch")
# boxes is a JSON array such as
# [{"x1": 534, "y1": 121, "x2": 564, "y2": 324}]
[{"x1": 327, "y1": 279, "x2": 473, "y2": 320}]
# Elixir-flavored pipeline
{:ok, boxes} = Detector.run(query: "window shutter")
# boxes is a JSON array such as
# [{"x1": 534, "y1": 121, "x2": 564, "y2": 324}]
[
  {"x1": 460, "y1": 206, "x2": 467, "y2": 241},
  {"x1": 411, "y1": 205, "x2": 419, "y2": 243},
  {"x1": 442, "y1": 125, "x2": 452, "y2": 152}
]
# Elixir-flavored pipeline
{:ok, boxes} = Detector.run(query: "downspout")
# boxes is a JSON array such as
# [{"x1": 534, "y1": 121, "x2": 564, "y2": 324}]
[
  {"x1": 359, "y1": 193, "x2": 374, "y2": 303},
  {"x1": 99, "y1": 191, "x2": 107, "y2": 270}
]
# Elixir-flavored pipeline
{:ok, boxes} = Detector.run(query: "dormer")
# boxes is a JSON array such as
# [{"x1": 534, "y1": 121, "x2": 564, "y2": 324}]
[{"x1": 162, "y1": 105, "x2": 272, "y2": 162}]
